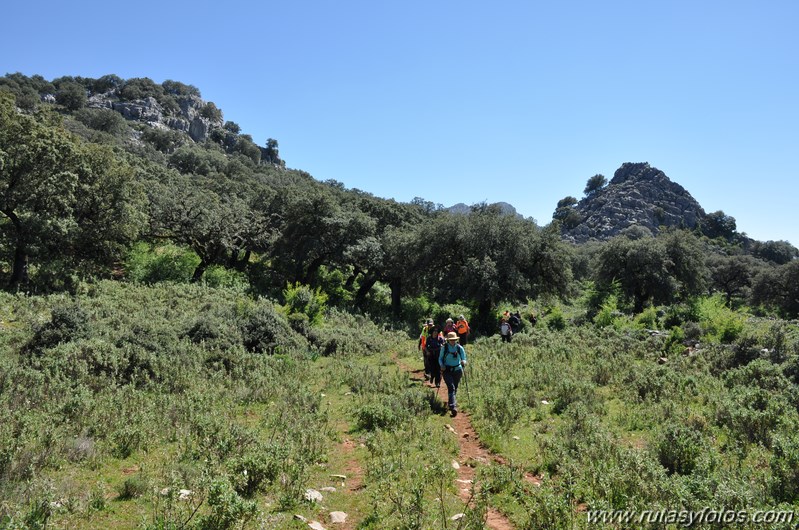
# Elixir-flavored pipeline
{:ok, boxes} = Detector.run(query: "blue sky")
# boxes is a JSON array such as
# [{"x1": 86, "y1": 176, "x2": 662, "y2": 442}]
[{"x1": 3, "y1": 0, "x2": 797, "y2": 245}]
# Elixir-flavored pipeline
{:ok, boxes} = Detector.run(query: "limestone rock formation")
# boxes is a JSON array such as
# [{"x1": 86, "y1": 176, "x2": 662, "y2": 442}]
[
  {"x1": 86, "y1": 89, "x2": 222, "y2": 142},
  {"x1": 561, "y1": 162, "x2": 706, "y2": 243}
]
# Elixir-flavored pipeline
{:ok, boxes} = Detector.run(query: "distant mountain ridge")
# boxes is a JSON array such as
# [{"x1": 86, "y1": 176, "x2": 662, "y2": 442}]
[{"x1": 446, "y1": 201, "x2": 522, "y2": 217}]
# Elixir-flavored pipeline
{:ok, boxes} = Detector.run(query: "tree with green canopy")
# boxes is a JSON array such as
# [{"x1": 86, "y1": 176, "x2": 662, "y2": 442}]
[
  {"x1": 593, "y1": 229, "x2": 707, "y2": 312},
  {"x1": 1, "y1": 92, "x2": 145, "y2": 288},
  {"x1": 584, "y1": 174, "x2": 607, "y2": 196}
]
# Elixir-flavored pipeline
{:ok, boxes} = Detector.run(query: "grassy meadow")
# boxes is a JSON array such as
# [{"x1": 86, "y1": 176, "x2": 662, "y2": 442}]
[{"x1": 2, "y1": 281, "x2": 799, "y2": 529}]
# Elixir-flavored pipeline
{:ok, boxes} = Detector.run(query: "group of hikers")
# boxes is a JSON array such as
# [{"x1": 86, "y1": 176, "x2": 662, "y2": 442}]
[
  {"x1": 418, "y1": 316, "x2": 470, "y2": 416},
  {"x1": 417, "y1": 311, "x2": 535, "y2": 415}
]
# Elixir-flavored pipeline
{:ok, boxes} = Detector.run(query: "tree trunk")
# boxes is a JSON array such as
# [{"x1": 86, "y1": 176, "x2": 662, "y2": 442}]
[
  {"x1": 8, "y1": 244, "x2": 29, "y2": 289},
  {"x1": 302, "y1": 256, "x2": 325, "y2": 285},
  {"x1": 389, "y1": 277, "x2": 402, "y2": 317},
  {"x1": 354, "y1": 274, "x2": 378, "y2": 308},
  {"x1": 345, "y1": 266, "x2": 361, "y2": 290},
  {"x1": 228, "y1": 249, "x2": 251, "y2": 271},
  {"x1": 475, "y1": 298, "x2": 494, "y2": 337},
  {"x1": 191, "y1": 259, "x2": 209, "y2": 283},
  {"x1": 3, "y1": 210, "x2": 28, "y2": 289}
]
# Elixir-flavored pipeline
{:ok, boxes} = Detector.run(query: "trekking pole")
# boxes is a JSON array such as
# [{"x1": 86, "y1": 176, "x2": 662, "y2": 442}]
[{"x1": 462, "y1": 363, "x2": 471, "y2": 408}]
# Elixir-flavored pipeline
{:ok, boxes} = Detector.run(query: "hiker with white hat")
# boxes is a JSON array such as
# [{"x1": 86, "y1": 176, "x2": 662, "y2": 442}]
[{"x1": 439, "y1": 332, "x2": 467, "y2": 417}]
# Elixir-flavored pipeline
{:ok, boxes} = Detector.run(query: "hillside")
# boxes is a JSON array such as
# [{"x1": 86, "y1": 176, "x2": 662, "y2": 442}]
[{"x1": 3, "y1": 72, "x2": 799, "y2": 529}]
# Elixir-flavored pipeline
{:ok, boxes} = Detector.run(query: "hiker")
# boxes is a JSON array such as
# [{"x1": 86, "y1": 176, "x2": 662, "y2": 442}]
[
  {"x1": 455, "y1": 314, "x2": 470, "y2": 344},
  {"x1": 499, "y1": 316, "x2": 513, "y2": 343},
  {"x1": 425, "y1": 325, "x2": 444, "y2": 387},
  {"x1": 418, "y1": 318, "x2": 433, "y2": 355},
  {"x1": 509, "y1": 311, "x2": 522, "y2": 334},
  {"x1": 418, "y1": 319, "x2": 434, "y2": 379},
  {"x1": 443, "y1": 317, "x2": 457, "y2": 336},
  {"x1": 439, "y1": 332, "x2": 467, "y2": 416}
]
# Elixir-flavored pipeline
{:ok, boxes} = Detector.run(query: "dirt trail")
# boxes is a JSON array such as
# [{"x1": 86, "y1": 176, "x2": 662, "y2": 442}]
[
  {"x1": 334, "y1": 437, "x2": 364, "y2": 530},
  {"x1": 401, "y1": 361, "x2": 520, "y2": 530}
]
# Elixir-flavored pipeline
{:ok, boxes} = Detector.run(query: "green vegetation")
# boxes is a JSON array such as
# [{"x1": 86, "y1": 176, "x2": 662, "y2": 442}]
[{"x1": 2, "y1": 72, "x2": 799, "y2": 527}]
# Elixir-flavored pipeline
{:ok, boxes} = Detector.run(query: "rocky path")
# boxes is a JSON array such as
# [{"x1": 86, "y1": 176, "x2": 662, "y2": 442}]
[{"x1": 401, "y1": 360, "x2": 517, "y2": 530}]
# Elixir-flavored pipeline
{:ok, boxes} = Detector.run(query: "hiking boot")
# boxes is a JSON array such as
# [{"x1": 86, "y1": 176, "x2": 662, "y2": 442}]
[{"x1": 451, "y1": 409, "x2": 458, "y2": 417}]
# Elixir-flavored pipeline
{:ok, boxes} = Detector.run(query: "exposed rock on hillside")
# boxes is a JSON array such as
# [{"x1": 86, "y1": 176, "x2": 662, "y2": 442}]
[
  {"x1": 561, "y1": 163, "x2": 706, "y2": 243},
  {"x1": 87, "y1": 91, "x2": 221, "y2": 142},
  {"x1": 447, "y1": 201, "x2": 522, "y2": 218}
]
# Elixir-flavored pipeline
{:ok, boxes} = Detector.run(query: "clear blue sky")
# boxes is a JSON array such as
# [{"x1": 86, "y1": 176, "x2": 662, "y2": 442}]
[{"x1": 3, "y1": 0, "x2": 797, "y2": 245}]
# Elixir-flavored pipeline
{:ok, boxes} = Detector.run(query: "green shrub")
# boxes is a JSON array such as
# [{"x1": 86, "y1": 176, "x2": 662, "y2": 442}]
[
  {"x1": 184, "y1": 310, "x2": 242, "y2": 352},
  {"x1": 545, "y1": 306, "x2": 567, "y2": 331},
  {"x1": 25, "y1": 303, "x2": 90, "y2": 355},
  {"x1": 227, "y1": 444, "x2": 284, "y2": 497},
  {"x1": 202, "y1": 265, "x2": 248, "y2": 290},
  {"x1": 283, "y1": 282, "x2": 327, "y2": 325},
  {"x1": 635, "y1": 306, "x2": 659, "y2": 329},
  {"x1": 477, "y1": 385, "x2": 526, "y2": 433},
  {"x1": 117, "y1": 474, "x2": 149, "y2": 500},
  {"x1": 656, "y1": 423, "x2": 705, "y2": 475},
  {"x1": 552, "y1": 378, "x2": 598, "y2": 414},
  {"x1": 125, "y1": 243, "x2": 198, "y2": 284},
  {"x1": 593, "y1": 294, "x2": 621, "y2": 329},
  {"x1": 353, "y1": 387, "x2": 430, "y2": 432},
  {"x1": 195, "y1": 478, "x2": 256, "y2": 530},
  {"x1": 771, "y1": 431, "x2": 799, "y2": 502},
  {"x1": 715, "y1": 385, "x2": 790, "y2": 447},
  {"x1": 239, "y1": 299, "x2": 307, "y2": 355},
  {"x1": 698, "y1": 294, "x2": 745, "y2": 344}
]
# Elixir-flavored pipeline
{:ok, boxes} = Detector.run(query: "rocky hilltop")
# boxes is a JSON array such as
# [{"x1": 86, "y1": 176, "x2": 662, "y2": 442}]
[
  {"x1": 561, "y1": 162, "x2": 706, "y2": 243},
  {"x1": 447, "y1": 201, "x2": 522, "y2": 217}
]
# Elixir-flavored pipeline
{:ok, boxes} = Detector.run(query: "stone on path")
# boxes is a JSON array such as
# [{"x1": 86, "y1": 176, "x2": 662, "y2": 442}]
[
  {"x1": 330, "y1": 511, "x2": 348, "y2": 524},
  {"x1": 451, "y1": 460, "x2": 460, "y2": 470},
  {"x1": 451, "y1": 513, "x2": 465, "y2": 521},
  {"x1": 308, "y1": 522, "x2": 326, "y2": 530},
  {"x1": 294, "y1": 514, "x2": 308, "y2": 523},
  {"x1": 304, "y1": 489, "x2": 323, "y2": 503},
  {"x1": 320, "y1": 486, "x2": 337, "y2": 493},
  {"x1": 330, "y1": 474, "x2": 347, "y2": 480}
]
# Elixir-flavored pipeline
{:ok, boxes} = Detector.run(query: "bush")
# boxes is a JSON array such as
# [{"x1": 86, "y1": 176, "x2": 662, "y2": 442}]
[
  {"x1": 283, "y1": 282, "x2": 327, "y2": 326},
  {"x1": 698, "y1": 295, "x2": 745, "y2": 344},
  {"x1": 239, "y1": 300, "x2": 307, "y2": 355},
  {"x1": 25, "y1": 303, "x2": 90, "y2": 354},
  {"x1": 771, "y1": 431, "x2": 799, "y2": 502},
  {"x1": 552, "y1": 378, "x2": 598, "y2": 414},
  {"x1": 545, "y1": 306, "x2": 567, "y2": 331},
  {"x1": 74, "y1": 108, "x2": 129, "y2": 136},
  {"x1": 125, "y1": 243, "x2": 198, "y2": 284},
  {"x1": 657, "y1": 423, "x2": 705, "y2": 475},
  {"x1": 195, "y1": 478, "x2": 256, "y2": 530},
  {"x1": 184, "y1": 310, "x2": 242, "y2": 352},
  {"x1": 117, "y1": 474, "x2": 149, "y2": 500},
  {"x1": 635, "y1": 306, "x2": 659, "y2": 329}
]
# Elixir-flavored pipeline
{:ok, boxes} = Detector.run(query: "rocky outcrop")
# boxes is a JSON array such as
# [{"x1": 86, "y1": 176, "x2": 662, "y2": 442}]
[
  {"x1": 561, "y1": 162, "x2": 706, "y2": 243},
  {"x1": 447, "y1": 201, "x2": 522, "y2": 217},
  {"x1": 86, "y1": 90, "x2": 221, "y2": 142}
]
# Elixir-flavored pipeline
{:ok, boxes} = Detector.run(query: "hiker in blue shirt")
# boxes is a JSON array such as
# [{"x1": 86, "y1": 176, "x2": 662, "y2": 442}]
[{"x1": 439, "y1": 332, "x2": 467, "y2": 417}]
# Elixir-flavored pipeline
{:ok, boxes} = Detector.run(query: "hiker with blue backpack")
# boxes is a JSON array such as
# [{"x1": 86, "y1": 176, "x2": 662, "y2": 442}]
[{"x1": 439, "y1": 332, "x2": 467, "y2": 417}]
